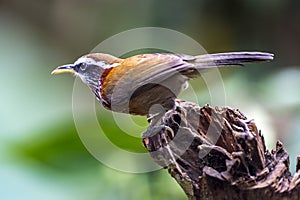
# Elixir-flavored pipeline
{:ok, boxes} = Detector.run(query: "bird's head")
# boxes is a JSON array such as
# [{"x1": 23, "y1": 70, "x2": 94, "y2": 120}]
[{"x1": 51, "y1": 53, "x2": 121, "y2": 90}]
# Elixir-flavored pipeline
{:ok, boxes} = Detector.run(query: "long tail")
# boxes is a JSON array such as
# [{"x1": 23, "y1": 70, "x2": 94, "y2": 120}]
[{"x1": 190, "y1": 52, "x2": 274, "y2": 68}]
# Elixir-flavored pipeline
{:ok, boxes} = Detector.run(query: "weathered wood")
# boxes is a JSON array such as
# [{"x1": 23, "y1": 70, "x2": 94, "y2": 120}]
[{"x1": 142, "y1": 100, "x2": 300, "y2": 200}]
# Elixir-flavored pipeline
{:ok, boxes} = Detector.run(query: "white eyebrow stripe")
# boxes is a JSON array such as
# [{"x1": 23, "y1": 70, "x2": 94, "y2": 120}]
[
  {"x1": 74, "y1": 57, "x2": 90, "y2": 65},
  {"x1": 110, "y1": 63, "x2": 120, "y2": 68},
  {"x1": 74, "y1": 57, "x2": 111, "y2": 69}
]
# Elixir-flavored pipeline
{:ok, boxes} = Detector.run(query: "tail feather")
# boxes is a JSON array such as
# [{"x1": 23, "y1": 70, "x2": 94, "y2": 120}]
[{"x1": 191, "y1": 52, "x2": 274, "y2": 68}]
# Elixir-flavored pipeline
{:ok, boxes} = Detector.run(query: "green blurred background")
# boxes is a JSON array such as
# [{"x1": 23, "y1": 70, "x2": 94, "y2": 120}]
[{"x1": 1, "y1": 1, "x2": 300, "y2": 199}]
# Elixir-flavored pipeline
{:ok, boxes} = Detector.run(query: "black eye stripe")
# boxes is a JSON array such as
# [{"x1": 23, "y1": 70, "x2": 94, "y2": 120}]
[
  {"x1": 72, "y1": 63, "x2": 80, "y2": 72},
  {"x1": 80, "y1": 63, "x2": 87, "y2": 70},
  {"x1": 73, "y1": 63, "x2": 88, "y2": 71}
]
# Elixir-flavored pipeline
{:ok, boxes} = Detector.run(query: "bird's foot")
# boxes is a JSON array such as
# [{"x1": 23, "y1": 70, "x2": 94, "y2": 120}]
[
  {"x1": 147, "y1": 112, "x2": 162, "y2": 123},
  {"x1": 142, "y1": 123, "x2": 175, "y2": 139},
  {"x1": 142, "y1": 124, "x2": 166, "y2": 138}
]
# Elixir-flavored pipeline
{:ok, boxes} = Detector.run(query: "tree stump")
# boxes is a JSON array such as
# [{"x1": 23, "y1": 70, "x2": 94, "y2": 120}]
[{"x1": 142, "y1": 100, "x2": 300, "y2": 200}]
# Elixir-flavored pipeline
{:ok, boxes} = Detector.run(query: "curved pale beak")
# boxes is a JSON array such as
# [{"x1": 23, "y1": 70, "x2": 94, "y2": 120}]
[{"x1": 51, "y1": 64, "x2": 76, "y2": 75}]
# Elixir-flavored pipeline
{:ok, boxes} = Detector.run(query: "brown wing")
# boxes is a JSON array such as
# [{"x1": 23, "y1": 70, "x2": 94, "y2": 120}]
[{"x1": 100, "y1": 53, "x2": 192, "y2": 107}]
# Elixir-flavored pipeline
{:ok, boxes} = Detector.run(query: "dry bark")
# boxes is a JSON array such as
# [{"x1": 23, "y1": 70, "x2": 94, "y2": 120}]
[{"x1": 142, "y1": 100, "x2": 300, "y2": 200}]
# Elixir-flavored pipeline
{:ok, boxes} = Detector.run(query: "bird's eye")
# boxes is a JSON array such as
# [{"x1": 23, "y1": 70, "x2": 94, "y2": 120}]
[{"x1": 79, "y1": 63, "x2": 87, "y2": 71}]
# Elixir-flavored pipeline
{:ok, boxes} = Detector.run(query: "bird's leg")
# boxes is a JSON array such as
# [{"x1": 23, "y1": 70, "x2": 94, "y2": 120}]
[
  {"x1": 143, "y1": 113, "x2": 166, "y2": 138},
  {"x1": 142, "y1": 104, "x2": 168, "y2": 138},
  {"x1": 143, "y1": 100, "x2": 187, "y2": 138},
  {"x1": 146, "y1": 112, "x2": 161, "y2": 123}
]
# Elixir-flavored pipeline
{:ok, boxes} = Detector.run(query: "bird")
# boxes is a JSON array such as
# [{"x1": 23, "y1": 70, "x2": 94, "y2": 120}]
[{"x1": 52, "y1": 52, "x2": 273, "y2": 116}]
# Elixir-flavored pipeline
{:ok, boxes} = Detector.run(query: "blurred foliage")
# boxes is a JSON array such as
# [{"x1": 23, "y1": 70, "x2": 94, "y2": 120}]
[
  {"x1": 97, "y1": 107, "x2": 147, "y2": 153},
  {"x1": 10, "y1": 121, "x2": 99, "y2": 172},
  {"x1": 1, "y1": 0, "x2": 300, "y2": 200},
  {"x1": 8, "y1": 121, "x2": 185, "y2": 200}
]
